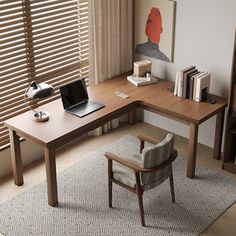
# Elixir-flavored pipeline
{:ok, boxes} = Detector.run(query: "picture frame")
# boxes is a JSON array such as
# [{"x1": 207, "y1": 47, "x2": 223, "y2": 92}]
[{"x1": 134, "y1": 0, "x2": 176, "y2": 62}]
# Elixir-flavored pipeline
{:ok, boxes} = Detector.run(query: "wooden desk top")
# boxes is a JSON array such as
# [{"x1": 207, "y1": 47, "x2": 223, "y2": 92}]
[{"x1": 4, "y1": 73, "x2": 227, "y2": 148}]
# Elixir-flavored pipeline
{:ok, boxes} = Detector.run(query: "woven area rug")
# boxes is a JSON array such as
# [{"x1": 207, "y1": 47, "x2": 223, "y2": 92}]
[{"x1": 1, "y1": 135, "x2": 236, "y2": 236}]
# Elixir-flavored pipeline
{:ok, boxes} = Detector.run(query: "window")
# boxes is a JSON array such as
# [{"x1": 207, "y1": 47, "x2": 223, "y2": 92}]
[{"x1": 0, "y1": 0, "x2": 89, "y2": 149}]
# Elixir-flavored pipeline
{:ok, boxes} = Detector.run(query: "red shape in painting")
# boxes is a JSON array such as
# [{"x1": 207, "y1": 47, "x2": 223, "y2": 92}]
[{"x1": 145, "y1": 7, "x2": 163, "y2": 44}]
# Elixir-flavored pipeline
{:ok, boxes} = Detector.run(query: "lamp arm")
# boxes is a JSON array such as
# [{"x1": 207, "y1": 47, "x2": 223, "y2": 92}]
[{"x1": 24, "y1": 83, "x2": 38, "y2": 114}]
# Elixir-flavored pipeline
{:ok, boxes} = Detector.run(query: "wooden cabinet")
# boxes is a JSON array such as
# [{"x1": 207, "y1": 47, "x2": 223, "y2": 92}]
[{"x1": 222, "y1": 31, "x2": 236, "y2": 174}]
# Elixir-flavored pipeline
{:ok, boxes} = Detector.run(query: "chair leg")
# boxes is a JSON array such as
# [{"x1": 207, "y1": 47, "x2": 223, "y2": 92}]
[
  {"x1": 109, "y1": 181, "x2": 112, "y2": 208},
  {"x1": 169, "y1": 166, "x2": 175, "y2": 203},
  {"x1": 108, "y1": 159, "x2": 113, "y2": 208},
  {"x1": 135, "y1": 172, "x2": 145, "y2": 227},
  {"x1": 137, "y1": 191, "x2": 145, "y2": 226}
]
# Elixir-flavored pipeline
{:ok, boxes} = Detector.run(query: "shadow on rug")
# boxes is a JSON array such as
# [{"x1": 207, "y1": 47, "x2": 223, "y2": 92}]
[{"x1": 1, "y1": 135, "x2": 236, "y2": 236}]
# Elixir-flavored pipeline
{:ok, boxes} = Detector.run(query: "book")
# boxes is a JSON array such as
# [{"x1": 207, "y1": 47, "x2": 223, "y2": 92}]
[
  {"x1": 127, "y1": 75, "x2": 157, "y2": 87},
  {"x1": 177, "y1": 65, "x2": 196, "y2": 97},
  {"x1": 174, "y1": 72, "x2": 179, "y2": 96},
  {"x1": 182, "y1": 68, "x2": 198, "y2": 98},
  {"x1": 192, "y1": 72, "x2": 208, "y2": 101},
  {"x1": 194, "y1": 73, "x2": 211, "y2": 102},
  {"x1": 177, "y1": 73, "x2": 183, "y2": 97},
  {"x1": 188, "y1": 71, "x2": 201, "y2": 99}
]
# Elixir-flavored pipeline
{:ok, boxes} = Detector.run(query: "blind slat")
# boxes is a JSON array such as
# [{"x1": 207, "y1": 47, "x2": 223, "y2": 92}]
[
  {"x1": 34, "y1": 63, "x2": 81, "y2": 82},
  {"x1": 34, "y1": 39, "x2": 78, "y2": 56},
  {"x1": 0, "y1": 0, "x2": 89, "y2": 149},
  {"x1": 34, "y1": 34, "x2": 78, "y2": 51},
  {"x1": 32, "y1": 16, "x2": 78, "y2": 32},
  {"x1": 35, "y1": 51, "x2": 79, "y2": 69},
  {"x1": 33, "y1": 25, "x2": 79, "y2": 41},
  {"x1": 31, "y1": 1, "x2": 77, "y2": 15}
]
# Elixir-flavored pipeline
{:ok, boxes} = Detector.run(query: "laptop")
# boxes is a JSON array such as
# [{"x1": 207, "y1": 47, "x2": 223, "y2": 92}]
[{"x1": 59, "y1": 78, "x2": 105, "y2": 118}]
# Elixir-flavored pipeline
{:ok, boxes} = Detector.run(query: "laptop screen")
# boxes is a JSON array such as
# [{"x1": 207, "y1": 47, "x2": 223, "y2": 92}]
[{"x1": 60, "y1": 79, "x2": 88, "y2": 109}]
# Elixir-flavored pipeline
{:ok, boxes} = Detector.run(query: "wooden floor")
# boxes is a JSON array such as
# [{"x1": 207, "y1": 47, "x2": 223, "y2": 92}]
[{"x1": 0, "y1": 122, "x2": 236, "y2": 235}]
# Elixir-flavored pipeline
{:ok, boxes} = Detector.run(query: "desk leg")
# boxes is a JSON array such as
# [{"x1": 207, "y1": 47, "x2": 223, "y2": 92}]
[
  {"x1": 187, "y1": 123, "x2": 199, "y2": 179},
  {"x1": 9, "y1": 129, "x2": 23, "y2": 186},
  {"x1": 44, "y1": 147, "x2": 58, "y2": 206},
  {"x1": 213, "y1": 110, "x2": 225, "y2": 160}
]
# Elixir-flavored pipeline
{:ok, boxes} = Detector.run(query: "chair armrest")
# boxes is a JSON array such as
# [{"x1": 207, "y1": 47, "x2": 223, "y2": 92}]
[
  {"x1": 137, "y1": 134, "x2": 160, "y2": 144},
  {"x1": 137, "y1": 134, "x2": 160, "y2": 153},
  {"x1": 105, "y1": 152, "x2": 143, "y2": 172},
  {"x1": 105, "y1": 149, "x2": 178, "y2": 173}
]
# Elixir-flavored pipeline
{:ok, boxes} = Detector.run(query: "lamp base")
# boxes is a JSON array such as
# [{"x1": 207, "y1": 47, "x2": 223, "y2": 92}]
[{"x1": 33, "y1": 111, "x2": 49, "y2": 122}]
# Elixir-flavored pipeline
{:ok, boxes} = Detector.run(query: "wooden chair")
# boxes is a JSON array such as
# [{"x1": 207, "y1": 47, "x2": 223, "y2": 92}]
[{"x1": 105, "y1": 133, "x2": 178, "y2": 226}]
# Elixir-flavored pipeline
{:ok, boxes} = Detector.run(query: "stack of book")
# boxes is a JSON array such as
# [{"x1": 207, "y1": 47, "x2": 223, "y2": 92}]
[
  {"x1": 127, "y1": 75, "x2": 157, "y2": 87},
  {"x1": 174, "y1": 65, "x2": 211, "y2": 102}
]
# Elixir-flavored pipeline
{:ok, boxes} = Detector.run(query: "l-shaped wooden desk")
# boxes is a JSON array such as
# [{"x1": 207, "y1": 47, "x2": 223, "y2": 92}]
[{"x1": 4, "y1": 73, "x2": 227, "y2": 206}]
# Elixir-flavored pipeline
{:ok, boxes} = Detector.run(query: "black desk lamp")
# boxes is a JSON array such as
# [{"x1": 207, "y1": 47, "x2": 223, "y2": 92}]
[{"x1": 24, "y1": 81, "x2": 54, "y2": 122}]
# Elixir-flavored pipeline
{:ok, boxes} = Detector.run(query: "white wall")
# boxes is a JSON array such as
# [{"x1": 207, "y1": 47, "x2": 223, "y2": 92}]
[{"x1": 136, "y1": 0, "x2": 236, "y2": 147}]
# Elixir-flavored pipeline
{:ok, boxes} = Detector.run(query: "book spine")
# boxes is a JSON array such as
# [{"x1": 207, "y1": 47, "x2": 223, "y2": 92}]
[
  {"x1": 177, "y1": 72, "x2": 183, "y2": 97},
  {"x1": 174, "y1": 72, "x2": 179, "y2": 96},
  {"x1": 195, "y1": 77, "x2": 201, "y2": 102},
  {"x1": 193, "y1": 72, "x2": 205, "y2": 101},
  {"x1": 193, "y1": 75, "x2": 199, "y2": 101},
  {"x1": 195, "y1": 73, "x2": 210, "y2": 102},
  {"x1": 183, "y1": 72, "x2": 192, "y2": 99},
  {"x1": 182, "y1": 74, "x2": 188, "y2": 98},
  {"x1": 188, "y1": 76, "x2": 194, "y2": 100},
  {"x1": 177, "y1": 65, "x2": 196, "y2": 98}
]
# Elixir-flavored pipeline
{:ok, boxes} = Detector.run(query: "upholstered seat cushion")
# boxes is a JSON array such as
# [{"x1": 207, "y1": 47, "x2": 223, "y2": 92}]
[
  {"x1": 113, "y1": 164, "x2": 170, "y2": 191},
  {"x1": 113, "y1": 154, "x2": 142, "y2": 188}
]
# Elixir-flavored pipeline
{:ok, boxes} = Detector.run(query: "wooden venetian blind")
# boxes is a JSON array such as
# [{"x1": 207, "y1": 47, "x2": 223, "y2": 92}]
[{"x1": 0, "y1": 0, "x2": 89, "y2": 149}]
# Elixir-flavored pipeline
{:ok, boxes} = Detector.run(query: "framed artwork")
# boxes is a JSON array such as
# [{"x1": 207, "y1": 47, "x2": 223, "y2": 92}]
[{"x1": 135, "y1": 0, "x2": 176, "y2": 62}]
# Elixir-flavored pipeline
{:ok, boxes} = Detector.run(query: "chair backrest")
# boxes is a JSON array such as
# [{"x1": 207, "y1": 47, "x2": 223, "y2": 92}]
[{"x1": 140, "y1": 133, "x2": 175, "y2": 190}]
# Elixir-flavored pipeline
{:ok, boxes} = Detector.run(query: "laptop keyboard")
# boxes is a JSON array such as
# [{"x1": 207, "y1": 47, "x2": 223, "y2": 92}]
[
  {"x1": 68, "y1": 101, "x2": 104, "y2": 117},
  {"x1": 70, "y1": 101, "x2": 94, "y2": 112}
]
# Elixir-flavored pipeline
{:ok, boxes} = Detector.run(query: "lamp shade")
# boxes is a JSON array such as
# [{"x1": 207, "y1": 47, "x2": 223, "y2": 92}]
[{"x1": 26, "y1": 82, "x2": 54, "y2": 99}]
